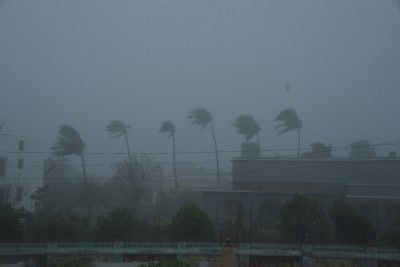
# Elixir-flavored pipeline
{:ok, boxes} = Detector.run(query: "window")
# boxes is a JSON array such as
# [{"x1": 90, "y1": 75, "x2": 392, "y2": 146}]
[
  {"x1": 0, "y1": 158, "x2": 6, "y2": 177},
  {"x1": 18, "y1": 140, "x2": 24, "y2": 151},
  {"x1": 18, "y1": 159, "x2": 24, "y2": 170}
]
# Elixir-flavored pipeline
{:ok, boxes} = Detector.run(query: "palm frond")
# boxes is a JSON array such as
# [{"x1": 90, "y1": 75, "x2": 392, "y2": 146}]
[
  {"x1": 52, "y1": 124, "x2": 84, "y2": 156},
  {"x1": 106, "y1": 120, "x2": 129, "y2": 138},
  {"x1": 273, "y1": 109, "x2": 302, "y2": 134},
  {"x1": 159, "y1": 121, "x2": 176, "y2": 137},
  {"x1": 188, "y1": 108, "x2": 212, "y2": 129},
  {"x1": 233, "y1": 115, "x2": 261, "y2": 141}
]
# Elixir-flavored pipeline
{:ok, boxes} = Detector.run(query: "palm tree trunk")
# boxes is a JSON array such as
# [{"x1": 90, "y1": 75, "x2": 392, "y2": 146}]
[
  {"x1": 172, "y1": 134, "x2": 178, "y2": 188},
  {"x1": 61, "y1": 155, "x2": 65, "y2": 179},
  {"x1": 123, "y1": 133, "x2": 133, "y2": 166},
  {"x1": 123, "y1": 133, "x2": 134, "y2": 179},
  {"x1": 210, "y1": 121, "x2": 220, "y2": 184},
  {"x1": 80, "y1": 152, "x2": 87, "y2": 185},
  {"x1": 297, "y1": 129, "x2": 301, "y2": 158}
]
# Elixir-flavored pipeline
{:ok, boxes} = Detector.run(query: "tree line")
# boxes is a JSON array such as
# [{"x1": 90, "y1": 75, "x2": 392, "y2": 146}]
[
  {"x1": 51, "y1": 107, "x2": 377, "y2": 190},
  {"x1": 2, "y1": 193, "x2": 400, "y2": 246}
]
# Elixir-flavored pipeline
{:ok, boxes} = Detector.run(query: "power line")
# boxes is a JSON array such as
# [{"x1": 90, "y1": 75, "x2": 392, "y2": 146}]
[
  {"x1": 4, "y1": 158, "x2": 399, "y2": 181},
  {"x1": 4, "y1": 160, "x2": 233, "y2": 169},
  {"x1": 4, "y1": 140, "x2": 400, "y2": 170},
  {"x1": 1, "y1": 140, "x2": 399, "y2": 171},
  {"x1": 0, "y1": 139, "x2": 399, "y2": 156}
]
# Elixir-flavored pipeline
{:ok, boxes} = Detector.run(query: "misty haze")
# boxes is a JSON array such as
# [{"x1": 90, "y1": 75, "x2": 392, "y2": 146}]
[{"x1": 1, "y1": 1, "x2": 400, "y2": 266}]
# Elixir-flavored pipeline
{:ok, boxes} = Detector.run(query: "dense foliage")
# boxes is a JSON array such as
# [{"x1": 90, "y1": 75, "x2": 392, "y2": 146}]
[
  {"x1": 169, "y1": 203, "x2": 215, "y2": 240},
  {"x1": 30, "y1": 213, "x2": 85, "y2": 240},
  {"x1": 0, "y1": 203, "x2": 23, "y2": 240},
  {"x1": 96, "y1": 208, "x2": 138, "y2": 240},
  {"x1": 280, "y1": 194, "x2": 331, "y2": 242},
  {"x1": 330, "y1": 202, "x2": 376, "y2": 244}
]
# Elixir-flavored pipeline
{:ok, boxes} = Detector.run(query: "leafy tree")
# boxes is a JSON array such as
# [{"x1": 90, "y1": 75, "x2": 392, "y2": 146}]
[
  {"x1": 96, "y1": 208, "x2": 138, "y2": 240},
  {"x1": 274, "y1": 109, "x2": 303, "y2": 158},
  {"x1": 30, "y1": 182, "x2": 104, "y2": 219},
  {"x1": 105, "y1": 155, "x2": 162, "y2": 214},
  {"x1": 233, "y1": 115, "x2": 261, "y2": 144},
  {"x1": 188, "y1": 108, "x2": 220, "y2": 184},
  {"x1": 153, "y1": 188, "x2": 176, "y2": 222},
  {"x1": 160, "y1": 121, "x2": 178, "y2": 188},
  {"x1": 280, "y1": 194, "x2": 331, "y2": 242},
  {"x1": 349, "y1": 140, "x2": 376, "y2": 158},
  {"x1": 112, "y1": 154, "x2": 162, "y2": 184},
  {"x1": 169, "y1": 203, "x2": 215, "y2": 240},
  {"x1": 330, "y1": 202, "x2": 375, "y2": 244},
  {"x1": 52, "y1": 125, "x2": 87, "y2": 184},
  {"x1": 30, "y1": 186, "x2": 50, "y2": 212},
  {"x1": 0, "y1": 203, "x2": 23, "y2": 240},
  {"x1": 30, "y1": 213, "x2": 82, "y2": 240},
  {"x1": 302, "y1": 142, "x2": 332, "y2": 158},
  {"x1": 106, "y1": 120, "x2": 133, "y2": 166},
  {"x1": 388, "y1": 209, "x2": 400, "y2": 246}
]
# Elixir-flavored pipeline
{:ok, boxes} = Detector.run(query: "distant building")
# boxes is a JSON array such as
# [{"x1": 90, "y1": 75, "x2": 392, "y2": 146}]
[
  {"x1": 200, "y1": 142, "x2": 400, "y2": 235},
  {"x1": 0, "y1": 134, "x2": 46, "y2": 211}
]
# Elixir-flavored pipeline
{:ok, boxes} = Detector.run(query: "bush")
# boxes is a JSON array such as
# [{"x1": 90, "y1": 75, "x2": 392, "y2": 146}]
[
  {"x1": 30, "y1": 213, "x2": 83, "y2": 240},
  {"x1": 280, "y1": 194, "x2": 331, "y2": 242},
  {"x1": 96, "y1": 208, "x2": 137, "y2": 240},
  {"x1": 169, "y1": 203, "x2": 215, "y2": 240},
  {"x1": 330, "y1": 202, "x2": 375, "y2": 244},
  {"x1": 0, "y1": 203, "x2": 23, "y2": 240}
]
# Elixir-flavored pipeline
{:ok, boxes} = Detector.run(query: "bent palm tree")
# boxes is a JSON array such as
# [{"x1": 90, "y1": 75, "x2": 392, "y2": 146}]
[
  {"x1": 233, "y1": 115, "x2": 261, "y2": 144},
  {"x1": 274, "y1": 109, "x2": 303, "y2": 158},
  {"x1": 188, "y1": 108, "x2": 220, "y2": 184},
  {"x1": 52, "y1": 124, "x2": 87, "y2": 184},
  {"x1": 106, "y1": 120, "x2": 132, "y2": 166},
  {"x1": 159, "y1": 121, "x2": 178, "y2": 188}
]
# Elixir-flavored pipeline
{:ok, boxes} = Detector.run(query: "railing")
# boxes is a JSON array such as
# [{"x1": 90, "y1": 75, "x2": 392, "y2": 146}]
[
  {"x1": 0, "y1": 242, "x2": 399, "y2": 260},
  {"x1": 311, "y1": 244, "x2": 366, "y2": 258},
  {"x1": 238, "y1": 243, "x2": 302, "y2": 256}
]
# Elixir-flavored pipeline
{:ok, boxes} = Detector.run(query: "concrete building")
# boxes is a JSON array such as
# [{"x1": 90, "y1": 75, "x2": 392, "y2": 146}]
[
  {"x1": 200, "y1": 144, "x2": 400, "y2": 235},
  {"x1": 0, "y1": 134, "x2": 46, "y2": 211}
]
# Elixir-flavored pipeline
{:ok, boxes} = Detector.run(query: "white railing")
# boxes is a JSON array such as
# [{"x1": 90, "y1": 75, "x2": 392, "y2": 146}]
[{"x1": 0, "y1": 242, "x2": 399, "y2": 260}]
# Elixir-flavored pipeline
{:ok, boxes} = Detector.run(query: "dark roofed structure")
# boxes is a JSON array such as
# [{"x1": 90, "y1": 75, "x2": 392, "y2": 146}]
[{"x1": 199, "y1": 144, "x2": 400, "y2": 236}]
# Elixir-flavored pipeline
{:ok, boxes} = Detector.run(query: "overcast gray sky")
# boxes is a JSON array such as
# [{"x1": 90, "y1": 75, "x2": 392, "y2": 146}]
[{"x1": 1, "y1": 0, "x2": 400, "y2": 175}]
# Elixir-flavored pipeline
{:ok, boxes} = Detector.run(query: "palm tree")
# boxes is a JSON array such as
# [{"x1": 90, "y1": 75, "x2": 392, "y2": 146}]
[
  {"x1": 188, "y1": 108, "x2": 220, "y2": 184},
  {"x1": 274, "y1": 109, "x2": 303, "y2": 158},
  {"x1": 52, "y1": 124, "x2": 87, "y2": 184},
  {"x1": 233, "y1": 115, "x2": 261, "y2": 144},
  {"x1": 159, "y1": 121, "x2": 178, "y2": 188},
  {"x1": 106, "y1": 120, "x2": 132, "y2": 166}
]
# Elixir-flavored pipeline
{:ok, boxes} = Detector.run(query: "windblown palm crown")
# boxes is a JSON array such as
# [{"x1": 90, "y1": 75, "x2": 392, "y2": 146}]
[{"x1": 233, "y1": 115, "x2": 261, "y2": 142}]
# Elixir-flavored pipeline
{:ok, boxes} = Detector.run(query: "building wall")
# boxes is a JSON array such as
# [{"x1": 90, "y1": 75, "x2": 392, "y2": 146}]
[
  {"x1": 232, "y1": 158, "x2": 400, "y2": 185},
  {"x1": 202, "y1": 190, "x2": 343, "y2": 229},
  {"x1": 201, "y1": 158, "x2": 400, "y2": 234},
  {"x1": 0, "y1": 134, "x2": 46, "y2": 211},
  {"x1": 202, "y1": 190, "x2": 400, "y2": 236}
]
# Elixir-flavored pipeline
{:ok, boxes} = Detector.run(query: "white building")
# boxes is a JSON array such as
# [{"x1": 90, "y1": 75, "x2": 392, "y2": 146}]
[{"x1": 0, "y1": 134, "x2": 46, "y2": 211}]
